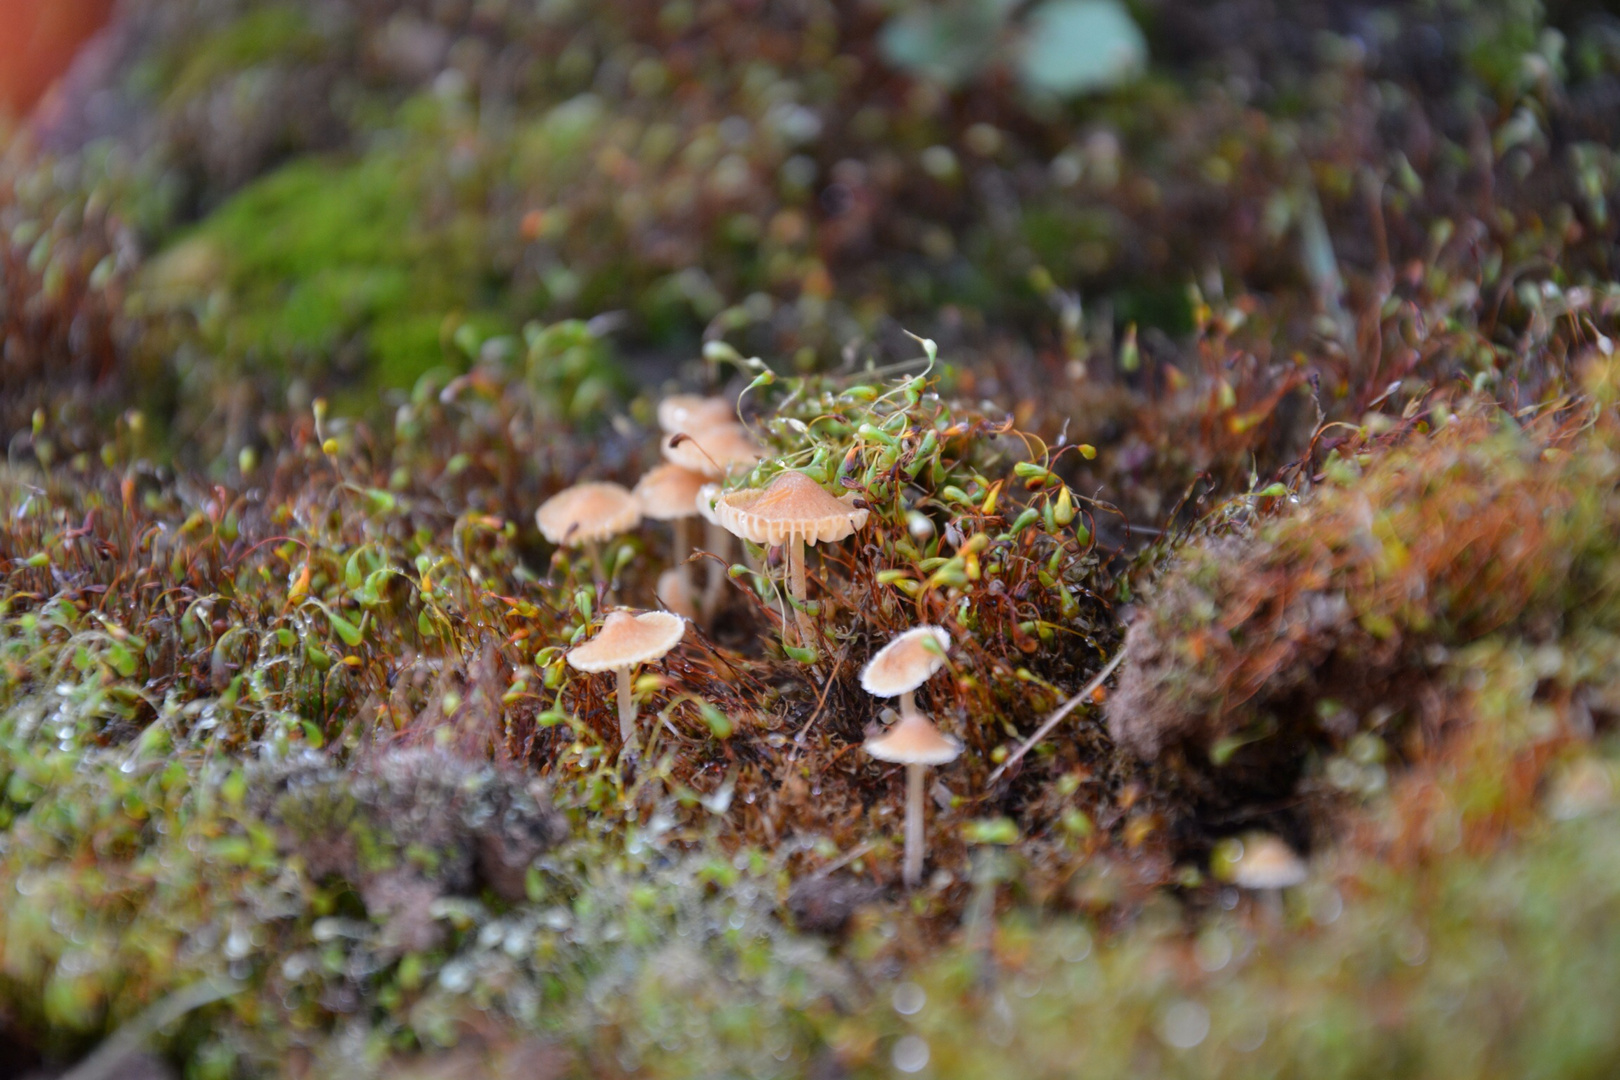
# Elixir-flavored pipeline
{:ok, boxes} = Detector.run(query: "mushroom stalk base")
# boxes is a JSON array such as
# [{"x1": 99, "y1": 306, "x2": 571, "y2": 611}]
[
  {"x1": 903, "y1": 762, "x2": 926, "y2": 889},
  {"x1": 616, "y1": 665, "x2": 635, "y2": 748}
]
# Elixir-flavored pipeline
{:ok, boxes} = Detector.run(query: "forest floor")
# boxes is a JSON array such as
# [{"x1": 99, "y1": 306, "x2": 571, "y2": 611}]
[{"x1": 5, "y1": 1, "x2": 1620, "y2": 1077}]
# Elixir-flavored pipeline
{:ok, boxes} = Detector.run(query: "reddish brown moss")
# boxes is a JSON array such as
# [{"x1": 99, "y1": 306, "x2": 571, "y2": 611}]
[{"x1": 1108, "y1": 403, "x2": 1620, "y2": 817}]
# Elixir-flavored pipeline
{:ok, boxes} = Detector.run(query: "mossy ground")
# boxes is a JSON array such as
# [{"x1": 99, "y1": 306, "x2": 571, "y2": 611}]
[{"x1": 5, "y1": 0, "x2": 1620, "y2": 1077}]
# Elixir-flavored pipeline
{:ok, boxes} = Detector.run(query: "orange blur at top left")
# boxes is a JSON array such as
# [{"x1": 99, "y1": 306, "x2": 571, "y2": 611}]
[{"x1": 0, "y1": 0, "x2": 115, "y2": 118}]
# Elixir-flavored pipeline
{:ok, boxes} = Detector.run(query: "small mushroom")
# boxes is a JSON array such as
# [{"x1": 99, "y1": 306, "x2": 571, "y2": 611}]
[
  {"x1": 536, "y1": 481, "x2": 641, "y2": 598},
  {"x1": 662, "y1": 423, "x2": 765, "y2": 478},
  {"x1": 658, "y1": 394, "x2": 736, "y2": 434},
  {"x1": 860, "y1": 625, "x2": 952, "y2": 721},
  {"x1": 864, "y1": 711, "x2": 962, "y2": 889},
  {"x1": 655, "y1": 569, "x2": 698, "y2": 619},
  {"x1": 566, "y1": 609, "x2": 687, "y2": 749},
  {"x1": 1216, "y1": 832, "x2": 1307, "y2": 921},
  {"x1": 713, "y1": 469, "x2": 869, "y2": 646},
  {"x1": 634, "y1": 462, "x2": 707, "y2": 607},
  {"x1": 1226, "y1": 833, "x2": 1308, "y2": 891}
]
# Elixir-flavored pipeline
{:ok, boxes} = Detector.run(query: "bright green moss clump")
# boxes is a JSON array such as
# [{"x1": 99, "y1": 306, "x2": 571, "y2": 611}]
[{"x1": 135, "y1": 149, "x2": 500, "y2": 392}]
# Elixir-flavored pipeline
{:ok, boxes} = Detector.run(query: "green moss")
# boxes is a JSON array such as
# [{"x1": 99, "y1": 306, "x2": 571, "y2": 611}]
[
  {"x1": 141, "y1": 149, "x2": 500, "y2": 391},
  {"x1": 1108, "y1": 407, "x2": 1620, "y2": 808},
  {"x1": 163, "y1": 6, "x2": 328, "y2": 102},
  {"x1": 7, "y1": 0, "x2": 1620, "y2": 1073}
]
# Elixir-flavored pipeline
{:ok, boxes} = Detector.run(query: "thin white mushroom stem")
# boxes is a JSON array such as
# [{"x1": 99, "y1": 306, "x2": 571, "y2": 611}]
[
  {"x1": 789, "y1": 536, "x2": 807, "y2": 601},
  {"x1": 672, "y1": 515, "x2": 694, "y2": 596},
  {"x1": 903, "y1": 762, "x2": 927, "y2": 889},
  {"x1": 787, "y1": 535, "x2": 811, "y2": 646},
  {"x1": 900, "y1": 689, "x2": 918, "y2": 719},
  {"x1": 703, "y1": 520, "x2": 730, "y2": 615},
  {"x1": 616, "y1": 665, "x2": 636, "y2": 747}
]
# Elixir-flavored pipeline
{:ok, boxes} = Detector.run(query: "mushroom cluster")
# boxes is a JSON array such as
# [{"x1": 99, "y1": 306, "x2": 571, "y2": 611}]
[
  {"x1": 529, "y1": 384, "x2": 969, "y2": 889},
  {"x1": 633, "y1": 462, "x2": 708, "y2": 618},
  {"x1": 659, "y1": 406, "x2": 764, "y2": 619}
]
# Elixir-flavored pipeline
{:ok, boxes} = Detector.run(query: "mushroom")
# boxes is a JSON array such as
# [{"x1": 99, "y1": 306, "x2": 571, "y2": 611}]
[
  {"x1": 655, "y1": 569, "x2": 698, "y2": 620},
  {"x1": 1225, "y1": 833, "x2": 1308, "y2": 890},
  {"x1": 864, "y1": 711, "x2": 962, "y2": 889},
  {"x1": 1216, "y1": 832, "x2": 1307, "y2": 920},
  {"x1": 536, "y1": 481, "x2": 641, "y2": 598},
  {"x1": 633, "y1": 462, "x2": 708, "y2": 609},
  {"x1": 664, "y1": 425, "x2": 763, "y2": 614},
  {"x1": 860, "y1": 625, "x2": 952, "y2": 721},
  {"x1": 661, "y1": 423, "x2": 765, "y2": 478},
  {"x1": 566, "y1": 609, "x2": 687, "y2": 749},
  {"x1": 713, "y1": 469, "x2": 869, "y2": 646},
  {"x1": 658, "y1": 394, "x2": 736, "y2": 434}
]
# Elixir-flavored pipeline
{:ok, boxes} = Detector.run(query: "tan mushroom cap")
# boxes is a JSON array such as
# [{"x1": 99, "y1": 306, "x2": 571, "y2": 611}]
[
  {"x1": 864, "y1": 711, "x2": 962, "y2": 766},
  {"x1": 714, "y1": 469, "x2": 869, "y2": 546},
  {"x1": 633, "y1": 462, "x2": 707, "y2": 520},
  {"x1": 1230, "y1": 833, "x2": 1308, "y2": 889},
  {"x1": 566, "y1": 610, "x2": 687, "y2": 673},
  {"x1": 662, "y1": 423, "x2": 765, "y2": 478},
  {"x1": 658, "y1": 394, "x2": 736, "y2": 434},
  {"x1": 536, "y1": 482, "x2": 641, "y2": 546},
  {"x1": 861, "y1": 625, "x2": 952, "y2": 698}
]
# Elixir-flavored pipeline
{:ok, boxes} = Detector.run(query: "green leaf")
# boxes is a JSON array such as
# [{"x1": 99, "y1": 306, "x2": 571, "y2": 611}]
[
  {"x1": 344, "y1": 549, "x2": 366, "y2": 590},
  {"x1": 963, "y1": 817, "x2": 1021, "y2": 845},
  {"x1": 699, "y1": 702, "x2": 734, "y2": 739},
  {"x1": 326, "y1": 609, "x2": 363, "y2": 647},
  {"x1": 106, "y1": 643, "x2": 139, "y2": 678},
  {"x1": 219, "y1": 674, "x2": 243, "y2": 711},
  {"x1": 363, "y1": 488, "x2": 398, "y2": 514}
]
